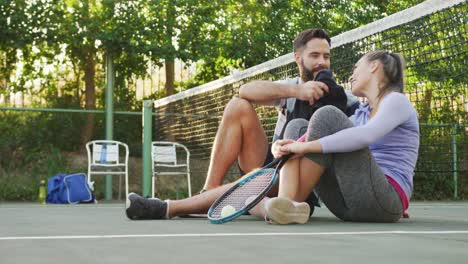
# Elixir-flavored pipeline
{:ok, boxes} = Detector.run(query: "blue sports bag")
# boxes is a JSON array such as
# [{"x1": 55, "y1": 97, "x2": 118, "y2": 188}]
[{"x1": 46, "y1": 173, "x2": 95, "y2": 204}]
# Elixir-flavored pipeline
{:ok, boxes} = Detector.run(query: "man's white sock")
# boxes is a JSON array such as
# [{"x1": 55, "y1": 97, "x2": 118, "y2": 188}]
[{"x1": 164, "y1": 199, "x2": 171, "y2": 219}]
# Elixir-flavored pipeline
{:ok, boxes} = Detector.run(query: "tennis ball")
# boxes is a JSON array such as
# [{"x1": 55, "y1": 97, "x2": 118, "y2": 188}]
[{"x1": 220, "y1": 205, "x2": 236, "y2": 218}]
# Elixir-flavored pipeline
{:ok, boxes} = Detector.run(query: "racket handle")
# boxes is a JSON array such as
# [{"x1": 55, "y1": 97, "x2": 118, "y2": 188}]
[{"x1": 277, "y1": 153, "x2": 295, "y2": 168}]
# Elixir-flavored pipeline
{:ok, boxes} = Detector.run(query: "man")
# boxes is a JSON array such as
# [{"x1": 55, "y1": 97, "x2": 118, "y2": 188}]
[
  {"x1": 126, "y1": 28, "x2": 355, "y2": 220},
  {"x1": 202, "y1": 28, "x2": 346, "y2": 189}
]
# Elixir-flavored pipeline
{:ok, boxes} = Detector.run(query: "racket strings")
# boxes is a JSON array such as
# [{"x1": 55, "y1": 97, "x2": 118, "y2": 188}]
[{"x1": 211, "y1": 169, "x2": 275, "y2": 218}]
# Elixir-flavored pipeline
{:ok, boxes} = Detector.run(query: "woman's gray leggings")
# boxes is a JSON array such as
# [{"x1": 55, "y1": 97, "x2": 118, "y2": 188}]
[{"x1": 283, "y1": 106, "x2": 402, "y2": 222}]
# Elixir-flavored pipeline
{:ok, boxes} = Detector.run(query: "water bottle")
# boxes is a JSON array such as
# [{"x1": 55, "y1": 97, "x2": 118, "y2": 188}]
[{"x1": 38, "y1": 180, "x2": 46, "y2": 205}]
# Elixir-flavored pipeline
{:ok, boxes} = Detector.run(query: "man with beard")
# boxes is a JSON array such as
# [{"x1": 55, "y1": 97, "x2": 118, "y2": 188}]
[
  {"x1": 199, "y1": 29, "x2": 348, "y2": 198},
  {"x1": 125, "y1": 29, "x2": 355, "y2": 220}
]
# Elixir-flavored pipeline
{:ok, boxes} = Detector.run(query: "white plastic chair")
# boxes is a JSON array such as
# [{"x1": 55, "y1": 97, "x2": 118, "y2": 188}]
[
  {"x1": 152, "y1": 141, "x2": 191, "y2": 198},
  {"x1": 86, "y1": 140, "x2": 129, "y2": 200}
]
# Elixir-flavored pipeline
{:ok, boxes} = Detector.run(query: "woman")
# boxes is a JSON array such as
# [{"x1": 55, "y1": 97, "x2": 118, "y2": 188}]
[{"x1": 264, "y1": 50, "x2": 419, "y2": 224}]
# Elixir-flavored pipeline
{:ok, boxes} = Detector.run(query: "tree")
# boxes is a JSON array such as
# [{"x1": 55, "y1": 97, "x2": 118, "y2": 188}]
[
  {"x1": 140, "y1": 0, "x2": 227, "y2": 95},
  {"x1": 1, "y1": 0, "x2": 427, "y2": 112},
  {"x1": 185, "y1": 0, "x2": 426, "y2": 86},
  {"x1": 0, "y1": 0, "x2": 63, "y2": 104},
  {"x1": 56, "y1": 0, "x2": 103, "y2": 144}
]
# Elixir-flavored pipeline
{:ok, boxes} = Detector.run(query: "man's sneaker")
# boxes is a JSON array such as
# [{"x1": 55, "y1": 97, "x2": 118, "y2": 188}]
[
  {"x1": 126, "y1": 192, "x2": 168, "y2": 220},
  {"x1": 265, "y1": 197, "x2": 310, "y2": 224}
]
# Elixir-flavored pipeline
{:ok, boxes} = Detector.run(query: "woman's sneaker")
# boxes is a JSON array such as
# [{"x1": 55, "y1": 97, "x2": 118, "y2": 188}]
[
  {"x1": 265, "y1": 197, "x2": 310, "y2": 224},
  {"x1": 126, "y1": 193, "x2": 168, "y2": 220}
]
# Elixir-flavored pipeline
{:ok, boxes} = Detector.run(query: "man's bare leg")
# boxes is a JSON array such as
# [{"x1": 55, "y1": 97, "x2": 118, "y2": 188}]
[
  {"x1": 202, "y1": 98, "x2": 268, "y2": 190},
  {"x1": 169, "y1": 170, "x2": 260, "y2": 218},
  {"x1": 127, "y1": 175, "x2": 245, "y2": 220},
  {"x1": 168, "y1": 183, "x2": 234, "y2": 217}
]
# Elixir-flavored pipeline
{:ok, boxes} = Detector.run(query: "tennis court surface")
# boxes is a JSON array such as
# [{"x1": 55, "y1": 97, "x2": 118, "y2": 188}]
[{"x1": 1, "y1": 202, "x2": 467, "y2": 264}]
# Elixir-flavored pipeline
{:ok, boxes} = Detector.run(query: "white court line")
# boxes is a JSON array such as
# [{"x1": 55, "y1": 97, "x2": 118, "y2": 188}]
[
  {"x1": 2, "y1": 204, "x2": 467, "y2": 210},
  {"x1": 0, "y1": 206, "x2": 124, "y2": 210},
  {"x1": 410, "y1": 204, "x2": 468, "y2": 207},
  {"x1": 1, "y1": 231, "x2": 468, "y2": 241}
]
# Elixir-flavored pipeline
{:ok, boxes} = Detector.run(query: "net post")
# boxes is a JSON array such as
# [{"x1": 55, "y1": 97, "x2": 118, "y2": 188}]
[
  {"x1": 451, "y1": 124, "x2": 458, "y2": 200},
  {"x1": 142, "y1": 100, "x2": 153, "y2": 197},
  {"x1": 105, "y1": 53, "x2": 114, "y2": 201}
]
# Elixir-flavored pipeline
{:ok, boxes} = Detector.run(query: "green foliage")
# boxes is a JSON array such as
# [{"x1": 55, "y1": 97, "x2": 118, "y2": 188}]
[
  {"x1": 1, "y1": 0, "x2": 426, "y2": 99},
  {"x1": 183, "y1": 0, "x2": 426, "y2": 84},
  {"x1": 0, "y1": 142, "x2": 69, "y2": 201},
  {"x1": 5, "y1": 0, "x2": 465, "y2": 201},
  {"x1": 0, "y1": 107, "x2": 142, "y2": 201},
  {"x1": 0, "y1": 173, "x2": 38, "y2": 201}
]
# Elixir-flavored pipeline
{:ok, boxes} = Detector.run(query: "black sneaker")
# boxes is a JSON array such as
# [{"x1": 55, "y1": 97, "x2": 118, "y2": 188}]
[{"x1": 126, "y1": 193, "x2": 168, "y2": 220}]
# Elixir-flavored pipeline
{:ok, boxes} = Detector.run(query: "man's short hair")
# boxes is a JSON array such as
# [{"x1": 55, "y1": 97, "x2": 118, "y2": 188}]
[{"x1": 293, "y1": 29, "x2": 331, "y2": 52}]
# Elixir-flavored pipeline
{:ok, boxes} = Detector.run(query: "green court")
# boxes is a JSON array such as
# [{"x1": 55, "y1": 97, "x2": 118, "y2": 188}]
[
  {"x1": 1, "y1": 202, "x2": 467, "y2": 264},
  {"x1": 1, "y1": 1, "x2": 466, "y2": 263}
]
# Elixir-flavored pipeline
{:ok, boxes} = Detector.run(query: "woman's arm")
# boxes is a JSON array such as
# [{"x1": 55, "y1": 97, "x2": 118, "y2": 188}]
[
  {"x1": 278, "y1": 140, "x2": 323, "y2": 156},
  {"x1": 278, "y1": 92, "x2": 415, "y2": 155},
  {"x1": 318, "y1": 92, "x2": 415, "y2": 153}
]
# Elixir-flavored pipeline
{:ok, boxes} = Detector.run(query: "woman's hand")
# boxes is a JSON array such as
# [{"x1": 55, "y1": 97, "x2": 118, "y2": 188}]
[
  {"x1": 279, "y1": 141, "x2": 310, "y2": 156},
  {"x1": 272, "y1": 139, "x2": 294, "y2": 159},
  {"x1": 272, "y1": 139, "x2": 310, "y2": 158},
  {"x1": 272, "y1": 139, "x2": 322, "y2": 159}
]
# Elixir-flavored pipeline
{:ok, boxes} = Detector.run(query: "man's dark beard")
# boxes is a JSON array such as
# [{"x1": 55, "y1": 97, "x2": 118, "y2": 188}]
[{"x1": 301, "y1": 59, "x2": 326, "y2": 82}]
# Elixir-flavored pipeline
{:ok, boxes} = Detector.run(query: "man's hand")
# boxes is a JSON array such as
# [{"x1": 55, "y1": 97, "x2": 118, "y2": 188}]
[{"x1": 296, "y1": 81, "x2": 329, "y2": 105}]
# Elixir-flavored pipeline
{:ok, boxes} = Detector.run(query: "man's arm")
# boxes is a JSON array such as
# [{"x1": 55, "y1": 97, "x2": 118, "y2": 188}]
[
  {"x1": 239, "y1": 81, "x2": 297, "y2": 106},
  {"x1": 239, "y1": 80, "x2": 329, "y2": 106}
]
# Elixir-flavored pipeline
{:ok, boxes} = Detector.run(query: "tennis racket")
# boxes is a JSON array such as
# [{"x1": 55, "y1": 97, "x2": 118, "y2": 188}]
[{"x1": 207, "y1": 153, "x2": 293, "y2": 224}]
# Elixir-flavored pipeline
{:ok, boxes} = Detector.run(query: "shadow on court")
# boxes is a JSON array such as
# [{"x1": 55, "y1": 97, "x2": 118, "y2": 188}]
[{"x1": 1, "y1": 202, "x2": 467, "y2": 264}]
